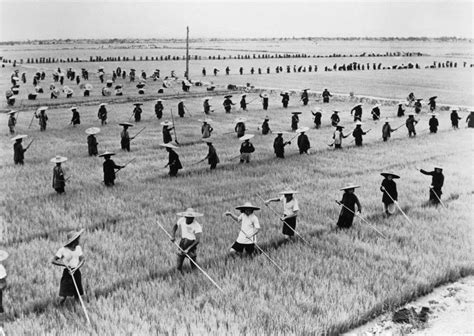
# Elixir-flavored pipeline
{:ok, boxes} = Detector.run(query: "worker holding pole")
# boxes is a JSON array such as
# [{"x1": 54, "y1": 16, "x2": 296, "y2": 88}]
[{"x1": 264, "y1": 190, "x2": 300, "y2": 241}]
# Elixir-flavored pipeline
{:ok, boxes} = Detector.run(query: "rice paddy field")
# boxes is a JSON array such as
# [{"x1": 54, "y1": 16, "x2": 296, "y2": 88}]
[{"x1": 0, "y1": 39, "x2": 473, "y2": 335}]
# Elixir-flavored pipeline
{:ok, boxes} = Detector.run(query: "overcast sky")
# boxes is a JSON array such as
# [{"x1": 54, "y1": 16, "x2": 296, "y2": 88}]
[{"x1": 0, "y1": 0, "x2": 472, "y2": 41}]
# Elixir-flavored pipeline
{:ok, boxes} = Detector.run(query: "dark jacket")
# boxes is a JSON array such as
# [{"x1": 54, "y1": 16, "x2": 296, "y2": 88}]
[
  {"x1": 163, "y1": 126, "x2": 173, "y2": 143},
  {"x1": 207, "y1": 144, "x2": 219, "y2": 165},
  {"x1": 52, "y1": 166, "x2": 65, "y2": 189},
  {"x1": 262, "y1": 120, "x2": 270, "y2": 135},
  {"x1": 273, "y1": 136, "x2": 285, "y2": 157},
  {"x1": 13, "y1": 141, "x2": 25, "y2": 163},
  {"x1": 381, "y1": 179, "x2": 397, "y2": 204},
  {"x1": 104, "y1": 158, "x2": 121, "y2": 185},
  {"x1": 420, "y1": 169, "x2": 444, "y2": 190},
  {"x1": 297, "y1": 134, "x2": 310, "y2": 153},
  {"x1": 240, "y1": 141, "x2": 255, "y2": 154}
]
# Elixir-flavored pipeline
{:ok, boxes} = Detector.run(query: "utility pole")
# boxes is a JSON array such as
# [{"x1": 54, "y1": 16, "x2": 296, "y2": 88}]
[{"x1": 185, "y1": 26, "x2": 189, "y2": 80}]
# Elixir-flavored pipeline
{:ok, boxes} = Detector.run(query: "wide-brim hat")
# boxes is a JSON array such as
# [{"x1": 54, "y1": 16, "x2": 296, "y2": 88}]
[
  {"x1": 302, "y1": 88, "x2": 309, "y2": 91},
  {"x1": 99, "y1": 103, "x2": 108, "y2": 106},
  {"x1": 160, "y1": 121, "x2": 173, "y2": 126},
  {"x1": 408, "y1": 113, "x2": 415, "y2": 116},
  {"x1": 115, "y1": 85, "x2": 123, "y2": 89},
  {"x1": 38, "y1": 106, "x2": 48, "y2": 111},
  {"x1": 333, "y1": 110, "x2": 339, "y2": 113},
  {"x1": 70, "y1": 107, "x2": 78, "y2": 111},
  {"x1": 176, "y1": 207, "x2": 203, "y2": 217},
  {"x1": 340, "y1": 184, "x2": 360, "y2": 191},
  {"x1": 235, "y1": 202, "x2": 260, "y2": 211},
  {"x1": 85, "y1": 127, "x2": 100, "y2": 135},
  {"x1": 353, "y1": 103, "x2": 363, "y2": 108},
  {"x1": 429, "y1": 96, "x2": 437, "y2": 100},
  {"x1": 241, "y1": 94, "x2": 247, "y2": 97},
  {"x1": 7, "y1": 110, "x2": 18, "y2": 115},
  {"x1": 355, "y1": 121, "x2": 363, "y2": 126},
  {"x1": 159, "y1": 143, "x2": 179, "y2": 149},
  {"x1": 291, "y1": 111, "x2": 302, "y2": 114},
  {"x1": 264, "y1": 116, "x2": 270, "y2": 120},
  {"x1": 373, "y1": 104, "x2": 380, "y2": 108},
  {"x1": 106, "y1": 80, "x2": 113, "y2": 84},
  {"x1": 239, "y1": 134, "x2": 254, "y2": 141},
  {"x1": 203, "y1": 97, "x2": 212, "y2": 101},
  {"x1": 429, "y1": 113, "x2": 439, "y2": 116},
  {"x1": 398, "y1": 101, "x2": 405, "y2": 105},
  {"x1": 98, "y1": 151, "x2": 115, "y2": 157},
  {"x1": 416, "y1": 98, "x2": 423, "y2": 101},
  {"x1": 50, "y1": 156, "x2": 68, "y2": 163},
  {"x1": 29, "y1": 92, "x2": 38, "y2": 96},
  {"x1": 0, "y1": 250, "x2": 9, "y2": 261},
  {"x1": 313, "y1": 107, "x2": 322, "y2": 112},
  {"x1": 133, "y1": 102, "x2": 144, "y2": 106},
  {"x1": 384, "y1": 118, "x2": 391, "y2": 122},
  {"x1": 274, "y1": 130, "x2": 289, "y2": 135},
  {"x1": 12, "y1": 76, "x2": 20, "y2": 81},
  {"x1": 235, "y1": 117, "x2": 247, "y2": 123},
  {"x1": 198, "y1": 119, "x2": 212, "y2": 123},
  {"x1": 224, "y1": 95, "x2": 232, "y2": 98},
  {"x1": 85, "y1": 84, "x2": 93, "y2": 90},
  {"x1": 434, "y1": 166, "x2": 443, "y2": 170},
  {"x1": 156, "y1": 99, "x2": 163, "y2": 102},
  {"x1": 119, "y1": 122, "x2": 134, "y2": 127},
  {"x1": 11, "y1": 134, "x2": 28, "y2": 141},
  {"x1": 261, "y1": 93, "x2": 269, "y2": 98},
  {"x1": 296, "y1": 127, "x2": 309, "y2": 133},
  {"x1": 381, "y1": 172, "x2": 400, "y2": 179},
  {"x1": 64, "y1": 229, "x2": 84, "y2": 246},
  {"x1": 279, "y1": 190, "x2": 299, "y2": 195},
  {"x1": 335, "y1": 125, "x2": 345, "y2": 129}
]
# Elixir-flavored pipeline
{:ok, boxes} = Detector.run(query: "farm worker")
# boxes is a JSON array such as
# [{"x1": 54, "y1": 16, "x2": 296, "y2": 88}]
[
  {"x1": 291, "y1": 112, "x2": 300, "y2": 131},
  {"x1": 280, "y1": 91, "x2": 290, "y2": 108},
  {"x1": 200, "y1": 120, "x2": 213, "y2": 138},
  {"x1": 85, "y1": 127, "x2": 100, "y2": 156},
  {"x1": 99, "y1": 151, "x2": 124, "y2": 186},
  {"x1": 382, "y1": 119, "x2": 394, "y2": 142},
  {"x1": 260, "y1": 93, "x2": 269, "y2": 110},
  {"x1": 466, "y1": 111, "x2": 474, "y2": 128},
  {"x1": 235, "y1": 118, "x2": 246, "y2": 138},
  {"x1": 213, "y1": 67, "x2": 219, "y2": 76},
  {"x1": 428, "y1": 113, "x2": 439, "y2": 133},
  {"x1": 330, "y1": 110, "x2": 340, "y2": 127},
  {"x1": 97, "y1": 103, "x2": 108, "y2": 125},
  {"x1": 155, "y1": 99, "x2": 164, "y2": 119},
  {"x1": 51, "y1": 156, "x2": 67, "y2": 194},
  {"x1": 239, "y1": 134, "x2": 255, "y2": 163},
  {"x1": 371, "y1": 104, "x2": 381, "y2": 120},
  {"x1": 223, "y1": 95, "x2": 235, "y2": 113},
  {"x1": 312, "y1": 108, "x2": 322, "y2": 129},
  {"x1": 405, "y1": 114, "x2": 418, "y2": 137},
  {"x1": 225, "y1": 202, "x2": 261, "y2": 255},
  {"x1": 273, "y1": 131, "x2": 289, "y2": 158},
  {"x1": 0, "y1": 250, "x2": 8, "y2": 313},
  {"x1": 161, "y1": 121, "x2": 174, "y2": 144},
  {"x1": 297, "y1": 127, "x2": 311, "y2": 154},
  {"x1": 261, "y1": 116, "x2": 271, "y2": 135},
  {"x1": 352, "y1": 122, "x2": 367, "y2": 146},
  {"x1": 380, "y1": 173, "x2": 399, "y2": 217},
  {"x1": 12, "y1": 134, "x2": 28, "y2": 165},
  {"x1": 51, "y1": 229, "x2": 85, "y2": 305},
  {"x1": 301, "y1": 89, "x2": 309, "y2": 105},
  {"x1": 202, "y1": 67, "x2": 206, "y2": 76},
  {"x1": 322, "y1": 88, "x2": 332, "y2": 103},
  {"x1": 202, "y1": 138, "x2": 219, "y2": 170},
  {"x1": 225, "y1": 66, "x2": 230, "y2": 75},
  {"x1": 177, "y1": 100, "x2": 185, "y2": 118},
  {"x1": 414, "y1": 99, "x2": 422, "y2": 114},
  {"x1": 203, "y1": 98, "x2": 212, "y2": 114},
  {"x1": 333, "y1": 126, "x2": 349, "y2": 149},
  {"x1": 132, "y1": 103, "x2": 143, "y2": 122},
  {"x1": 428, "y1": 96, "x2": 437, "y2": 112},
  {"x1": 397, "y1": 102, "x2": 405, "y2": 117},
  {"x1": 35, "y1": 106, "x2": 48, "y2": 131},
  {"x1": 407, "y1": 92, "x2": 415, "y2": 105},
  {"x1": 70, "y1": 107, "x2": 80, "y2": 126},
  {"x1": 351, "y1": 103, "x2": 363, "y2": 122},
  {"x1": 265, "y1": 190, "x2": 299, "y2": 240},
  {"x1": 419, "y1": 166, "x2": 444, "y2": 205},
  {"x1": 450, "y1": 108, "x2": 462, "y2": 129},
  {"x1": 171, "y1": 208, "x2": 203, "y2": 272},
  {"x1": 7, "y1": 110, "x2": 16, "y2": 135},
  {"x1": 336, "y1": 184, "x2": 362, "y2": 229},
  {"x1": 119, "y1": 122, "x2": 133, "y2": 152},
  {"x1": 161, "y1": 143, "x2": 182, "y2": 177},
  {"x1": 240, "y1": 94, "x2": 247, "y2": 110}
]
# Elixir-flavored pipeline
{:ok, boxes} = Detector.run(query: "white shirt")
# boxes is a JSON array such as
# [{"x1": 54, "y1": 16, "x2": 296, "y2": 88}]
[
  {"x1": 334, "y1": 130, "x2": 343, "y2": 145},
  {"x1": 55, "y1": 245, "x2": 83, "y2": 268},
  {"x1": 177, "y1": 217, "x2": 202, "y2": 240},
  {"x1": 281, "y1": 196, "x2": 299, "y2": 217},
  {"x1": 0, "y1": 264, "x2": 6, "y2": 279},
  {"x1": 236, "y1": 213, "x2": 260, "y2": 244}
]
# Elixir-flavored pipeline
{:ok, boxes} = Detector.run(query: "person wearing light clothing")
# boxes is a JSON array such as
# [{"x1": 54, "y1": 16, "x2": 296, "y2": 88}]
[
  {"x1": 225, "y1": 202, "x2": 261, "y2": 255},
  {"x1": 51, "y1": 229, "x2": 85, "y2": 305},
  {"x1": 171, "y1": 208, "x2": 203, "y2": 272},
  {"x1": 265, "y1": 190, "x2": 300, "y2": 239},
  {"x1": 0, "y1": 250, "x2": 8, "y2": 314}
]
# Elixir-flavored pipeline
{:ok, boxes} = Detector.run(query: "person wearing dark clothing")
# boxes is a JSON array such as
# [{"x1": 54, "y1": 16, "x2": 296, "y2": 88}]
[
  {"x1": 120, "y1": 123, "x2": 133, "y2": 152},
  {"x1": 352, "y1": 123, "x2": 367, "y2": 146},
  {"x1": 397, "y1": 102, "x2": 405, "y2": 117},
  {"x1": 240, "y1": 95, "x2": 247, "y2": 110},
  {"x1": 260, "y1": 93, "x2": 269, "y2": 110},
  {"x1": 164, "y1": 145, "x2": 182, "y2": 177},
  {"x1": 235, "y1": 119, "x2": 246, "y2": 138},
  {"x1": 261, "y1": 117, "x2": 271, "y2": 135},
  {"x1": 273, "y1": 132, "x2": 288, "y2": 158},
  {"x1": 161, "y1": 121, "x2": 174, "y2": 144},
  {"x1": 297, "y1": 130, "x2": 310, "y2": 154},
  {"x1": 87, "y1": 134, "x2": 98, "y2": 156},
  {"x1": 450, "y1": 109, "x2": 462, "y2": 129},
  {"x1": 414, "y1": 99, "x2": 422, "y2": 114},
  {"x1": 100, "y1": 152, "x2": 123, "y2": 186},
  {"x1": 322, "y1": 89, "x2": 332, "y2": 103},
  {"x1": 407, "y1": 92, "x2": 415, "y2": 106},
  {"x1": 466, "y1": 111, "x2": 474, "y2": 128},
  {"x1": 155, "y1": 100, "x2": 164, "y2": 119},
  {"x1": 36, "y1": 107, "x2": 48, "y2": 131},
  {"x1": 239, "y1": 136, "x2": 255, "y2": 163},
  {"x1": 70, "y1": 107, "x2": 80, "y2": 126},
  {"x1": 380, "y1": 173, "x2": 399, "y2": 216},
  {"x1": 382, "y1": 119, "x2": 396, "y2": 142},
  {"x1": 312, "y1": 109, "x2": 322, "y2": 129},
  {"x1": 223, "y1": 96, "x2": 235, "y2": 113},
  {"x1": 8, "y1": 111, "x2": 16, "y2": 135},
  {"x1": 51, "y1": 156, "x2": 67, "y2": 194},
  {"x1": 351, "y1": 104, "x2": 363, "y2": 122},
  {"x1": 301, "y1": 89, "x2": 309, "y2": 105},
  {"x1": 280, "y1": 92, "x2": 290, "y2": 108},
  {"x1": 336, "y1": 184, "x2": 361, "y2": 229},
  {"x1": 291, "y1": 112, "x2": 300, "y2": 131},
  {"x1": 178, "y1": 101, "x2": 186, "y2": 118},
  {"x1": 371, "y1": 105, "x2": 381, "y2": 120},
  {"x1": 330, "y1": 111, "x2": 340, "y2": 127},
  {"x1": 201, "y1": 121, "x2": 213, "y2": 138},
  {"x1": 13, "y1": 136, "x2": 28, "y2": 165},
  {"x1": 428, "y1": 97, "x2": 437, "y2": 112},
  {"x1": 203, "y1": 139, "x2": 219, "y2": 169},
  {"x1": 420, "y1": 167, "x2": 444, "y2": 205},
  {"x1": 132, "y1": 103, "x2": 143, "y2": 122},
  {"x1": 203, "y1": 98, "x2": 212, "y2": 114},
  {"x1": 429, "y1": 114, "x2": 439, "y2": 133},
  {"x1": 406, "y1": 114, "x2": 418, "y2": 137},
  {"x1": 98, "y1": 104, "x2": 108, "y2": 125}
]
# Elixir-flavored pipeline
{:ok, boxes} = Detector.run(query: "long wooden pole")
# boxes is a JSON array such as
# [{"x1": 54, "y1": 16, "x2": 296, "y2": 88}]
[{"x1": 185, "y1": 26, "x2": 189, "y2": 80}]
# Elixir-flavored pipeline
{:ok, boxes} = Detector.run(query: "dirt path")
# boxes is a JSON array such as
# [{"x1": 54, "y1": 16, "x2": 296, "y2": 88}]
[{"x1": 345, "y1": 276, "x2": 474, "y2": 335}]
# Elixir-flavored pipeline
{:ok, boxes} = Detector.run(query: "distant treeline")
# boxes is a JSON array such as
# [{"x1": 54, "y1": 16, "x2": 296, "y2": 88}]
[{"x1": 0, "y1": 36, "x2": 471, "y2": 46}]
